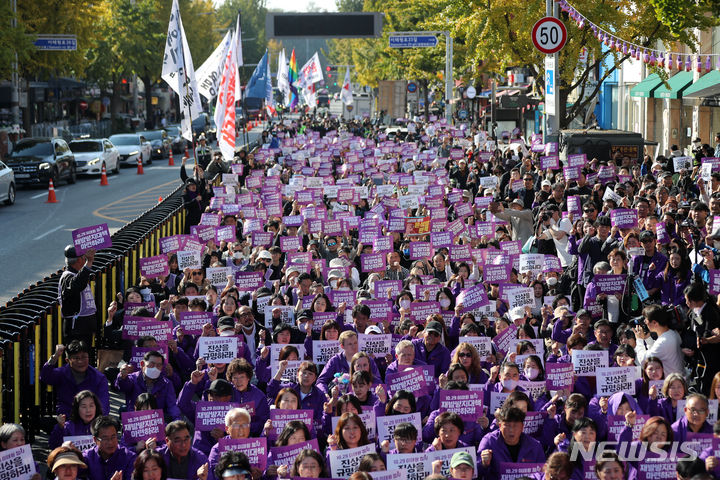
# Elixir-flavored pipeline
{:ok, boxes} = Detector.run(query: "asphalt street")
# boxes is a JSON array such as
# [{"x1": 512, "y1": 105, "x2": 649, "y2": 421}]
[{"x1": 0, "y1": 128, "x2": 263, "y2": 306}]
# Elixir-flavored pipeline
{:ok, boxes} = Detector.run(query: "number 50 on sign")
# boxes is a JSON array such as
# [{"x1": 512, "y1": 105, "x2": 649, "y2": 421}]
[{"x1": 531, "y1": 17, "x2": 567, "y2": 54}]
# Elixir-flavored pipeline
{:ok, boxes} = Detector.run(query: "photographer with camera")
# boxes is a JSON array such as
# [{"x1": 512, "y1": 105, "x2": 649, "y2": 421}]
[
  {"x1": 684, "y1": 282, "x2": 720, "y2": 395},
  {"x1": 633, "y1": 304, "x2": 684, "y2": 375}
]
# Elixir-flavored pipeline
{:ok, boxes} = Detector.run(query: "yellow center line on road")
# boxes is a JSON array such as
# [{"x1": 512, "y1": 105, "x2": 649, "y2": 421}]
[{"x1": 93, "y1": 179, "x2": 180, "y2": 224}]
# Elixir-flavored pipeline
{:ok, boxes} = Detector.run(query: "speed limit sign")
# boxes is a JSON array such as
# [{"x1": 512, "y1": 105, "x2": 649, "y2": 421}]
[{"x1": 531, "y1": 17, "x2": 567, "y2": 54}]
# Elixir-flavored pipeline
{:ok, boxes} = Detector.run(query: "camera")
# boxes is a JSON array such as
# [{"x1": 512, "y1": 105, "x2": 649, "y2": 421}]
[{"x1": 631, "y1": 315, "x2": 650, "y2": 334}]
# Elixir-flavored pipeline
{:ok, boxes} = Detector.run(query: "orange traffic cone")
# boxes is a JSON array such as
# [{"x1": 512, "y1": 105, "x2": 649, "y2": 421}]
[
  {"x1": 168, "y1": 149, "x2": 175, "y2": 166},
  {"x1": 100, "y1": 163, "x2": 109, "y2": 186},
  {"x1": 137, "y1": 157, "x2": 144, "y2": 175},
  {"x1": 46, "y1": 179, "x2": 57, "y2": 203}
]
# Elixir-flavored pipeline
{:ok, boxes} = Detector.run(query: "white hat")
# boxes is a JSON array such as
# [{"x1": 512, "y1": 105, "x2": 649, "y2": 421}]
[
  {"x1": 508, "y1": 306, "x2": 526, "y2": 321},
  {"x1": 364, "y1": 325, "x2": 383, "y2": 334},
  {"x1": 257, "y1": 250, "x2": 272, "y2": 260}
]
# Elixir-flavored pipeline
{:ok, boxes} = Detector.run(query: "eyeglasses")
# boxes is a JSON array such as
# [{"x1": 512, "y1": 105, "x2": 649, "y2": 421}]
[
  {"x1": 689, "y1": 408, "x2": 708, "y2": 415},
  {"x1": 69, "y1": 354, "x2": 89, "y2": 361},
  {"x1": 458, "y1": 352, "x2": 473, "y2": 358},
  {"x1": 583, "y1": 209, "x2": 595, "y2": 213},
  {"x1": 327, "y1": 242, "x2": 337, "y2": 247},
  {"x1": 96, "y1": 434, "x2": 118, "y2": 443},
  {"x1": 192, "y1": 272, "x2": 203, "y2": 276},
  {"x1": 229, "y1": 422, "x2": 251, "y2": 429}
]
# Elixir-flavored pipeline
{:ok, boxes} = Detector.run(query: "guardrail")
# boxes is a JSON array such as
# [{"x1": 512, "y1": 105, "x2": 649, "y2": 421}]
[{"x1": 0, "y1": 181, "x2": 186, "y2": 438}]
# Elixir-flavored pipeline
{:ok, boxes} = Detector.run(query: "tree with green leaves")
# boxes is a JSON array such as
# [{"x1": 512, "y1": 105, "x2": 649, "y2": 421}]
[
  {"x1": 0, "y1": 1, "x2": 33, "y2": 81},
  {"x1": 215, "y1": 0, "x2": 268, "y2": 83},
  {"x1": 330, "y1": 0, "x2": 720, "y2": 128}
]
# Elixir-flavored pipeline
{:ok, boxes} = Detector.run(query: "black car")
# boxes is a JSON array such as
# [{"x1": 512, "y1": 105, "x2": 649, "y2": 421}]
[
  {"x1": 141, "y1": 129, "x2": 170, "y2": 159},
  {"x1": 6, "y1": 137, "x2": 76, "y2": 186}
]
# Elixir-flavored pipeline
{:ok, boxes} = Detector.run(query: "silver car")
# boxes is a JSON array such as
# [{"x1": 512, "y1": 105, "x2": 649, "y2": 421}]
[
  {"x1": 69, "y1": 138, "x2": 120, "y2": 175},
  {"x1": 0, "y1": 160, "x2": 15, "y2": 205},
  {"x1": 108, "y1": 133, "x2": 152, "y2": 166}
]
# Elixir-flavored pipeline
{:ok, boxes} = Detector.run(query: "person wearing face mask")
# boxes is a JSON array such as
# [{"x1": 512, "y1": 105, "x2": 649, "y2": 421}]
[
  {"x1": 684, "y1": 281, "x2": 720, "y2": 396},
  {"x1": 116, "y1": 351, "x2": 182, "y2": 421}
]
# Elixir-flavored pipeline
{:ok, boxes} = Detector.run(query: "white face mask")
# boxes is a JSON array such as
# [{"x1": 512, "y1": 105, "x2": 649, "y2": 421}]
[
  {"x1": 524, "y1": 368, "x2": 540, "y2": 380},
  {"x1": 439, "y1": 299, "x2": 451, "y2": 309},
  {"x1": 144, "y1": 366, "x2": 161, "y2": 379},
  {"x1": 501, "y1": 379, "x2": 518, "y2": 391},
  {"x1": 546, "y1": 277, "x2": 558, "y2": 287},
  {"x1": 219, "y1": 330, "x2": 235, "y2": 337},
  {"x1": 400, "y1": 299, "x2": 411, "y2": 309}
]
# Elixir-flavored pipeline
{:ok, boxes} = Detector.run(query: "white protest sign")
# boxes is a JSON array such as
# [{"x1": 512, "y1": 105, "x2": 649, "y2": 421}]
[
  {"x1": 0, "y1": 444, "x2": 36, "y2": 480},
  {"x1": 312, "y1": 340, "x2": 341, "y2": 365},
  {"x1": 596, "y1": 366, "x2": 636, "y2": 397},
  {"x1": 328, "y1": 444, "x2": 377, "y2": 478},
  {"x1": 458, "y1": 336, "x2": 493, "y2": 361},
  {"x1": 572, "y1": 350, "x2": 609, "y2": 377},
  {"x1": 177, "y1": 250, "x2": 202, "y2": 270},
  {"x1": 198, "y1": 336, "x2": 238, "y2": 364},
  {"x1": 358, "y1": 334, "x2": 392, "y2": 356},
  {"x1": 376, "y1": 412, "x2": 422, "y2": 444}
]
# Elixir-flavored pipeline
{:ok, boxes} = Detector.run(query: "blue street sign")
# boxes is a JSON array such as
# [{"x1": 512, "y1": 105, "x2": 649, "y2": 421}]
[
  {"x1": 389, "y1": 35, "x2": 438, "y2": 48},
  {"x1": 34, "y1": 35, "x2": 77, "y2": 51},
  {"x1": 407, "y1": 82, "x2": 417, "y2": 93}
]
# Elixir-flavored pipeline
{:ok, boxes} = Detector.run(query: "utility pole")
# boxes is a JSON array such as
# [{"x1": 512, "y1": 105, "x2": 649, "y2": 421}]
[
  {"x1": 544, "y1": 0, "x2": 560, "y2": 138},
  {"x1": 11, "y1": 0, "x2": 20, "y2": 126}
]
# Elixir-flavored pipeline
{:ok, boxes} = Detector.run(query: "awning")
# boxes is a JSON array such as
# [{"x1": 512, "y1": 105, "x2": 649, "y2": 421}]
[
  {"x1": 630, "y1": 73, "x2": 662, "y2": 98},
  {"x1": 683, "y1": 70, "x2": 720, "y2": 99},
  {"x1": 653, "y1": 71, "x2": 693, "y2": 99}
]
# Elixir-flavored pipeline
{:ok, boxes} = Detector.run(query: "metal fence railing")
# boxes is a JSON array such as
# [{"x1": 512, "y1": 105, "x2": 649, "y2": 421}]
[{"x1": 0, "y1": 182, "x2": 186, "y2": 438}]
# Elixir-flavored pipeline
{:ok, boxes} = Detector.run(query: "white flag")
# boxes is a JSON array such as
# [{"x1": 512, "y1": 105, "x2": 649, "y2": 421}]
[
  {"x1": 214, "y1": 17, "x2": 240, "y2": 161},
  {"x1": 298, "y1": 52, "x2": 323, "y2": 88},
  {"x1": 340, "y1": 68, "x2": 354, "y2": 106},
  {"x1": 196, "y1": 31, "x2": 232, "y2": 101},
  {"x1": 302, "y1": 84, "x2": 317, "y2": 107},
  {"x1": 277, "y1": 49, "x2": 289, "y2": 104},
  {"x1": 265, "y1": 53, "x2": 275, "y2": 113},
  {"x1": 161, "y1": 0, "x2": 202, "y2": 141}
]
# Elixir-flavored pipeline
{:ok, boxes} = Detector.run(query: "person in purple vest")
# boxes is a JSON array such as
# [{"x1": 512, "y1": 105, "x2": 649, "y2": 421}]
[
  {"x1": 268, "y1": 359, "x2": 326, "y2": 427},
  {"x1": 225, "y1": 358, "x2": 270, "y2": 436},
  {"x1": 40, "y1": 341, "x2": 110, "y2": 417},
  {"x1": 49, "y1": 390, "x2": 102, "y2": 449},
  {"x1": 671, "y1": 392, "x2": 713, "y2": 443},
  {"x1": 477, "y1": 406, "x2": 545, "y2": 480},
  {"x1": 178, "y1": 376, "x2": 235, "y2": 455},
  {"x1": 115, "y1": 350, "x2": 182, "y2": 421},
  {"x1": 82, "y1": 416, "x2": 136, "y2": 480},
  {"x1": 206, "y1": 408, "x2": 258, "y2": 480},
  {"x1": 157, "y1": 420, "x2": 209, "y2": 480},
  {"x1": 130, "y1": 449, "x2": 167, "y2": 480},
  {"x1": 317, "y1": 330, "x2": 381, "y2": 394}
]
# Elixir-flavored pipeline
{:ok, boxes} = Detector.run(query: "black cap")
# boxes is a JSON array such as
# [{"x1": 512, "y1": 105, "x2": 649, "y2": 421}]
[
  {"x1": 575, "y1": 309, "x2": 591, "y2": 318},
  {"x1": 595, "y1": 215, "x2": 611, "y2": 227},
  {"x1": 64, "y1": 245, "x2": 78, "y2": 258},
  {"x1": 296, "y1": 309, "x2": 312, "y2": 322},
  {"x1": 207, "y1": 379, "x2": 233, "y2": 397},
  {"x1": 217, "y1": 316, "x2": 236, "y2": 331},
  {"x1": 425, "y1": 321, "x2": 443, "y2": 334},
  {"x1": 639, "y1": 230, "x2": 655, "y2": 242}
]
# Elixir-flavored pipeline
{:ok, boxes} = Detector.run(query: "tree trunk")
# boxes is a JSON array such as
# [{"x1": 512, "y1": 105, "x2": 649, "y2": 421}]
[
  {"x1": 420, "y1": 79, "x2": 429, "y2": 121},
  {"x1": 142, "y1": 73, "x2": 154, "y2": 129}
]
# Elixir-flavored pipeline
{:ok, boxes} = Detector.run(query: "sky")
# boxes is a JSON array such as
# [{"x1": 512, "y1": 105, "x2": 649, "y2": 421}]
[
  {"x1": 214, "y1": 0, "x2": 338, "y2": 12},
  {"x1": 266, "y1": 0, "x2": 337, "y2": 11}
]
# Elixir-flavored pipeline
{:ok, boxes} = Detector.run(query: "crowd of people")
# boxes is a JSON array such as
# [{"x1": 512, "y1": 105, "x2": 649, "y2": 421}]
[{"x1": 10, "y1": 114, "x2": 720, "y2": 480}]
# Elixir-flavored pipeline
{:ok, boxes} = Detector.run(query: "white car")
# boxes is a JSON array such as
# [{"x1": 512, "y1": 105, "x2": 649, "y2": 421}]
[
  {"x1": 108, "y1": 133, "x2": 152, "y2": 166},
  {"x1": 0, "y1": 160, "x2": 15, "y2": 205},
  {"x1": 69, "y1": 138, "x2": 120, "y2": 175}
]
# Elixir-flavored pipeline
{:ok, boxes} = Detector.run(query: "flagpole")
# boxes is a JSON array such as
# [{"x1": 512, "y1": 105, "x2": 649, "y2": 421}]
[{"x1": 175, "y1": 7, "x2": 197, "y2": 167}]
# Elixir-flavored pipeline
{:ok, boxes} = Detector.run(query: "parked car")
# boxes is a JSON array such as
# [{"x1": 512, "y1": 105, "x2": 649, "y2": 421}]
[
  {"x1": 69, "y1": 138, "x2": 120, "y2": 175},
  {"x1": 165, "y1": 125, "x2": 185, "y2": 153},
  {"x1": 192, "y1": 113, "x2": 210, "y2": 139},
  {"x1": 234, "y1": 108, "x2": 247, "y2": 129},
  {"x1": 0, "y1": 160, "x2": 16, "y2": 205},
  {"x1": 108, "y1": 133, "x2": 152, "y2": 166},
  {"x1": 6, "y1": 137, "x2": 76, "y2": 186},
  {"x1": 141, "y1": 129, "x2": 170, "y2": 159}
]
